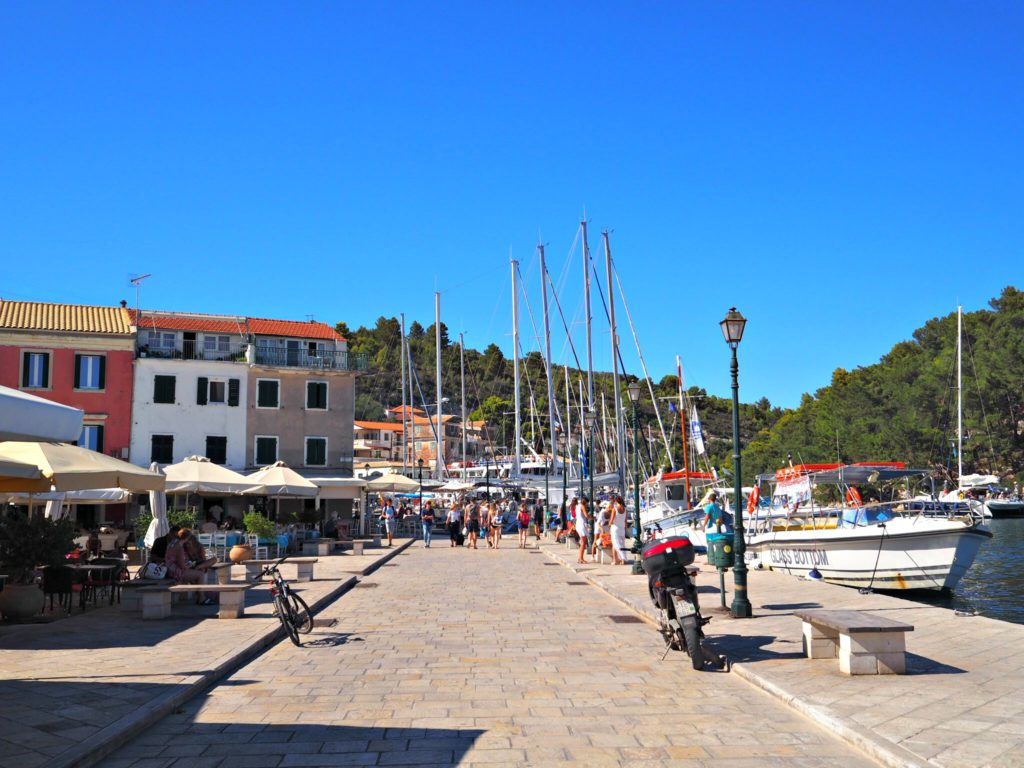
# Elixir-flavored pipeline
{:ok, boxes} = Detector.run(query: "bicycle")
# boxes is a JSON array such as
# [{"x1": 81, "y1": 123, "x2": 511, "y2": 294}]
[{"x1": 253, "y1": 555, "x2": 313, "y2": 646}]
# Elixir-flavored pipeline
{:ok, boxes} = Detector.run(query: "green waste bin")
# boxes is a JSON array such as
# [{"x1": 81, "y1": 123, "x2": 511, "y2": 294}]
[{"x1": 706, "y1": 532, "x2": 735, "y2": 568}]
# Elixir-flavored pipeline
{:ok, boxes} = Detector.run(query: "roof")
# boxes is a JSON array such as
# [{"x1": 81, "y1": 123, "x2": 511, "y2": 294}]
[
  {"x1": 387, "y1": 405, "x2": 425, "y2": 415},
  {"x1": 355, "y1": 421, "x2": 405, "y2": 431},
  {"x1": 0, "y1": 300, "x2": 133, "y2": 335},
  {"x1": 412, "y1": 415, "x2": 456, "y2": 424},
  {"x1": 127, "y1": 309, "x2": 343, "y2": 342}
]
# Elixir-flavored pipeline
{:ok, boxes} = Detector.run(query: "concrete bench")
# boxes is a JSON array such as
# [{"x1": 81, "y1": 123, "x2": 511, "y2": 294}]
[
  {"x1": 301, "y1": 538, "x2": 335, "y2": 556},
  {"x1": 350, "y1": 538, "x2": 381, "y2": 556},
  {"x1": 243, "y1": 557, "x2": 318, "y2": 583},
  {"x1": 120, "y1": 579, "x2": 169, "y2": 612},
  {"x1": 795, "y1": 609, "x2": 914, "y2": 675},
  {"x1": 137, "y1": 583, "x2": 253, "y2": 620}
]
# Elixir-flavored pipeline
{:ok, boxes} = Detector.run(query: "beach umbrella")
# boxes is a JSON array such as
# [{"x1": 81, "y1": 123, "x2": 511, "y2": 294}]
[
  {"x1": 163, "y1": 455, "x2": 265, "y2": 495},
  {"x1": 365, "y1": 474, "x2": 420, "y2": 493},
  {"x1": 145, "y1": 463, "x2": 169, "y2": 547},
  {"x1": 0, "y1": 441, "x2": 165, "y2": 493},
  {"x1": 245, "y1": 461, "x2": 318, "y2": 520},
  {"x1": 0, "y1": 385, "x2": 83, "y2": 443}
]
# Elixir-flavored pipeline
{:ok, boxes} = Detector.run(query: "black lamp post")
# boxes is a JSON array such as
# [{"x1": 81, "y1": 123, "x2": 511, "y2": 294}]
[
  {"x1": 556, "y1": 425, "x2": 567, "y2": 529},
  {"x1": 417, "y1": 458, "x2": 424, "y2": 519},
  {"x1": 484, "y1": 448, "x2": 491, "y2": 502},
  {"x1": 584, "y1": 408, "x2": 597, "y2": 509},
  {"x1": 627, "y1": 382, "x2": 645, "y2": 574},
  {"x1": 721, "y1": 307, "x2": 752, "y2": 618}
]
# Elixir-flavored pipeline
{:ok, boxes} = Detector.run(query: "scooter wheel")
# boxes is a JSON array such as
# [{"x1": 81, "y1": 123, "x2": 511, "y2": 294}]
[{"x1": 683, "y1": 623, "x2": 704, "y2": 670}]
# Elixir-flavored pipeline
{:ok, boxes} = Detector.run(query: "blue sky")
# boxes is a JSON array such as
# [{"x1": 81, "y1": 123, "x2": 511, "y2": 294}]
[{"x1": 1, "y1": 2, "x2": 1020, "y2": 409}]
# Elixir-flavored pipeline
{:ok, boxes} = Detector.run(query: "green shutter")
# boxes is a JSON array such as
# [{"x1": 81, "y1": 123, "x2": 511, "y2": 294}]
[
  {"x1": 95, "y1": 425, "x2": 105, "y2": 454},
  {"x1": 74, "y1": 355, "x2": 82, "y2": 388},
  {"x1": 42, "y1": 354, "x2": 49, "y2": 387},
  {"x1": 197, "y1": 377, "x2": 208, "y2": 405},
  {"x1": 228, "y1": 378, "x2": 240, "y2": 406},
  {"x1": 21, "y1": 353, "x2": 30, "y2": 387},
  {"x1": 98, "y1": 357, "x2": 106, "y2": 390}
]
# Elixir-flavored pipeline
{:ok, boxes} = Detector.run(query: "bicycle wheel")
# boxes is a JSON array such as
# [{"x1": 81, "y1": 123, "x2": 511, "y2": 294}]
[
  {"x1": 273, "y1": 594, "x2": 301, "y2": 646},
  {"x1": 289, "y1": 592, "x2": 313, "y2": 634}
]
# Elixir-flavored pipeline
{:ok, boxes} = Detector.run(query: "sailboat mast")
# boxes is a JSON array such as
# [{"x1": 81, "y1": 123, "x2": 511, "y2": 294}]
[
  {"x1": 957, "y1": 305, "x2": 963, "y2": 485},
  {"x1": 511, "y1": 258, "x2": 522, "y2": 478},
  {"x1": 564, "y1": 365, "x2": 572, "y2": 477},
  {"x1": 581, "y1": 219, "x2": 595, "y2": 413},
  {"x1": 677, "y1": 356, "x2": 691, "y2": 507},
  {"x1": 540, "y1": 244, "x2": 558, "y2": 480},
  {"x1": 603, "y1": 230, "x2": 626, "y2": 491},
  {"x1": 435, "y1": 292, "x2": 443, "y2": 480},
  {"x1": 400, "y1": 312, "x2": 407, "y2": 472},
  {"x1": 460, "y1": 332, "x2": 467, "y2": 475},
  {"x1": 407, "y1": 318, "x2": 416, "y2": 471}
]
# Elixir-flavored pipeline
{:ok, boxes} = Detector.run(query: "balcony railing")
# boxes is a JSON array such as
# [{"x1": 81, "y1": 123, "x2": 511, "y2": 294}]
[
  {"x1": 254, "y1": 347, "x2": 368, "y2": 372},
  {"x1": 137, "y1": 340, "x2": 248, "y2": 362}
]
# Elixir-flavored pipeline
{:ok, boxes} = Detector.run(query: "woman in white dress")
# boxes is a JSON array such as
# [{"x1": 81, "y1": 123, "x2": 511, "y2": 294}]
[{"x1": 608, "y1": 495, "x2": 627, "y2": 565}]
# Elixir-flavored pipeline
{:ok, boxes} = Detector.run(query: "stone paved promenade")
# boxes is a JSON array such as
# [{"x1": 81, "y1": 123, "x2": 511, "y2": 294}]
[{"x1": 100, "y1": 540, "x2": 876, "y2": 768}]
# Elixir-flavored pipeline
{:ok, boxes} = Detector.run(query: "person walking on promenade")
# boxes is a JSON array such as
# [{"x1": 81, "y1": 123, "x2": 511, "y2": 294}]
[
  {"x1": 381, "y1": 497, "x2": 397, "y2": 547},
  {"x1": 446, "y1": 500, "x2": 463, "y2": 547},
  {"x1": 466, "y1": 499, "x2": 481, "y2": 549},
  {"x1": 576, "y1": 497, "x2": 591, "y2": 564},
  {"x1": 490, "y1": 502, "x2": 505, "y2": 549},
  {"x1": 592, "y1": 498, "x2": 610, "y2": 557},
  {"x1": 516, "y1": 502, "x2": 531, "y2": 548},
  {"x1": 607, "y1": 494, "x2": 627, "y2": 565},
  {"x1": 530, "y1": 499, "x2": 543, "y2": 540},
  {"x1": 482, "y1": 502, "x2": 493, "y2": 548},
  {"x1": 702, "y1": 491, "x2": 732, "y2": 533},
  {"x1": 421, "y1": 500, "x2": 435, "y2": 547}
]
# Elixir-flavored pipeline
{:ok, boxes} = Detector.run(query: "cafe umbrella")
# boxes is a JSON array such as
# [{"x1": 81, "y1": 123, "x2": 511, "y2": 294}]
[
  {"x1": 245, "y1": 461, "x2": 318, "y2": 520},
  {"x1": 0, "y1": 441, "x2": 165, "y2": 493}
]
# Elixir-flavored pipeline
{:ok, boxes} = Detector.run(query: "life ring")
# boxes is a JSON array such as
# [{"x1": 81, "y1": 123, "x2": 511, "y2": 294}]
[
  {"x1": 846, "y1": 487, "x2": 863, "y2": 507},
  {"x1": 747, "y1": 486, "x2": 760, "y2": 514}
]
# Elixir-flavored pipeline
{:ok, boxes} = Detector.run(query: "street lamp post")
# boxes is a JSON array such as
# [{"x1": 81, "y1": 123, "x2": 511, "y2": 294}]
[
  {"x1": 556, "y1": 425, "x2": 567, "y2": 533},
  {"x1": 417, "y1": 458, "x2": 424, "y2": 521},
  {"x1": 584, "y1": 408, "x2": 597, "y2": 508},
  {"x1": 627, "y1": 382, "x2": 644, "y2": 574},
  {"x1": 721, "y1": 307, "x2": 752, "y2": 618}
]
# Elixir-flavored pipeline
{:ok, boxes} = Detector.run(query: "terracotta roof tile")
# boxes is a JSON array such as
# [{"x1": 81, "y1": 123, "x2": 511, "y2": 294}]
[
  {"x1": 127, "y1": 309, "x2": 344, "y2": 341},
  {"x1": 355, "y1": 421, "x2": 405, "y2": 431},
  {"x1": 0, "y1": 300, "x2": 132, "y2": 335},
  {"x1": 248, "y1": 317, "x2": 343, "y2": 342}
]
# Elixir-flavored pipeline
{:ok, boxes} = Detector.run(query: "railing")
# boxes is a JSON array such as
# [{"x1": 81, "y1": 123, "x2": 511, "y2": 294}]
[
  {"x1": 137, "y1": 340, "x2": 248, "y2": 362},
  {"x1": 254, "y1": 347, "x2": 368, "y2": 372}
]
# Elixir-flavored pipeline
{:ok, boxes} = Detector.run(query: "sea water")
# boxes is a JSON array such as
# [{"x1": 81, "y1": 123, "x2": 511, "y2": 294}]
[{"x1": 910, "y1": 518, "x2": 1024, "y2": 625}]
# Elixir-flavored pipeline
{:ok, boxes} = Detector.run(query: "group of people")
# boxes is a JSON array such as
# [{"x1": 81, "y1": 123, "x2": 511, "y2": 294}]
[
  {"x1": 551, "y1": 495, "x2": 631, "y2": 565},
  {"x1": 146, "y1": 525, "x2": 219, "y2": 600},
  {"x1": 377, "y1": 496, "x2": 547, "y2": 551}
]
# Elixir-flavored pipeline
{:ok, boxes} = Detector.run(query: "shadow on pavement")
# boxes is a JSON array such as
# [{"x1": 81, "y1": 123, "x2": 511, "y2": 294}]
[{"x1": 709, "y1": 633, "x2": 806, "y2": 663}]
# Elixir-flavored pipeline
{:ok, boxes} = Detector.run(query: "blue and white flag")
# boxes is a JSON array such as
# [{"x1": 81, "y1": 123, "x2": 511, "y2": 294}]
[
  {"x1": 578, "y1": 444, "x2": 589, "y2": 479},
  {"x1": 668, "y1": 401, "x2": 678, "y2": 414},
  {"x1": 690, "y1": 406, "x2": 706, "y2": 455}
]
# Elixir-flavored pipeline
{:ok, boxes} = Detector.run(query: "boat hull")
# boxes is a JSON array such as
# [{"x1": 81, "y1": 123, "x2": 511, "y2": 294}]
[
  {"x1": 747, "y1": 520, "x2": 992, "y2": 591},
  {"x1": 985, "y1": 500, "x2": 1024, "y2": 518}
]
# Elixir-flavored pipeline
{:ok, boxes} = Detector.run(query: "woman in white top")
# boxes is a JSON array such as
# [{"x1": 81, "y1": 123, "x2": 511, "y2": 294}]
[
  {"x1": 607, "y1": 495, "x2": 627, "y2": 565},
  {"x1": 575, "y1": 498, "x2": 591, "y2": 564}
]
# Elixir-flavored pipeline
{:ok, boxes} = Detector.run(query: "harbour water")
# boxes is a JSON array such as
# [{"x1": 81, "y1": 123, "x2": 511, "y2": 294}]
[{"x1": 910, "y1": 518, "x2": 1024, "y2": 624}]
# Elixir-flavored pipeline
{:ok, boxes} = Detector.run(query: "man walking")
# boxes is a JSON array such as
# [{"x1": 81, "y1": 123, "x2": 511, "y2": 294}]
[
  {"x1": 446, "y1": 501, "x2": 463, "y2": 547},
  {"x1": 421, "y1": 500, "x2": 435, "y2": 547}
]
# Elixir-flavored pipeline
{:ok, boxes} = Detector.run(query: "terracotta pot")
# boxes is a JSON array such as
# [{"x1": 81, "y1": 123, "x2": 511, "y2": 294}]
[
  {"x1": 0, "y1": 583, "x2": 45, "y2": 620},
  {"x1": 229, "y1": 543, "x2": 253, "y2": 564}
]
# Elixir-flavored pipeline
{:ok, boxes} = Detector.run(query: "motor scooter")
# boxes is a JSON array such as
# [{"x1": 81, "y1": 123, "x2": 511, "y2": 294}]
[{"x1": 641, "y1": 526, "x2": 725, "y2": 670}]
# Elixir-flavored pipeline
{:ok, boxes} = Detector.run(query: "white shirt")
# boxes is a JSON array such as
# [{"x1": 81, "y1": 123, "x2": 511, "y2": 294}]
[{"x1": 575, "y1": 505, "x2": 589, "y2": 536}]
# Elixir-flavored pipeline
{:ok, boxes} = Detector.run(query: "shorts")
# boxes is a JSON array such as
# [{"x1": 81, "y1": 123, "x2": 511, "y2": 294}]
[
  {"x1": 467, "y1": 520, "x2": 480, "y2": 534},
  {"x1": 517, "y1": 522, "x2": 528, "y2": 531}
]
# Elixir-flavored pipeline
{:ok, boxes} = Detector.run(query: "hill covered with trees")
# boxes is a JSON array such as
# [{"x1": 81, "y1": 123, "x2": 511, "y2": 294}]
[{"x1": 336, "y1": 285, "x2": 1023, "y2": 485}]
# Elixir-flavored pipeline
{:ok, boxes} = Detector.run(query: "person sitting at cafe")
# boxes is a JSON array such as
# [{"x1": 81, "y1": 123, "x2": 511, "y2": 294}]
[
  {"x1": 165, "y1": 529, "x2": 207, "y2": 592},
  {"x1": 182, "y1": 528, "x2": 217, "y2": 570},
  {"x1": 86, "y1": 529, "x2": 102, "y2": 558},
  {"x1": 147, "y1": 526, "x2": 178, "y2": 564}
]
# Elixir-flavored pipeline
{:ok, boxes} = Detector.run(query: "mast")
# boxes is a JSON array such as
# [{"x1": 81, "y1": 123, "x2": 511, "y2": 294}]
[
  {"x1": 407, "y1": 319, "x2": 416, "y2": 472},
  {"x1": 581, "y1": 219, "x2": 594, "y2": 413},
  {"x1": 678, "y1": 356, "x2": 691, "y2": 507},
  {"x1": 957, "y1": 305, "x2": 963, "y2": 486},
  {"x1": 435, "y1": 292, "x2": 443, "y2": 480},
  {"x1": 603, "y1": 230, "x2": 626, "y2": 491},
  {"x1": 511, "y1": 258, "x2": 522, "y2": 478},
  {"x1": 564, "y1": 365, "x2": 572, "y2": 478},
  {"x1": 540, "y1": 244, "x2": 558, "y2": 480},
  {"x1": 460, "y1": 332, "x2": 467, "y2": 475},
  {"x1": 400, "y1": 313, "x2": 407, "y2": 472},
  {"x1": 601, "y1": 391, "x2": 611, "y2": 472}
]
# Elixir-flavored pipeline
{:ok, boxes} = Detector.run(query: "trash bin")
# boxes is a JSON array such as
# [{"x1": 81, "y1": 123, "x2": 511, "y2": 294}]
[{"x1": 706, "y1": 532, "x2": 735, "y2": 568}]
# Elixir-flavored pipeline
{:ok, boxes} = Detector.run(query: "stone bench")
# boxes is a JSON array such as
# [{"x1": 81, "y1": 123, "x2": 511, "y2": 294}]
[
  {"x1": 795, "y1": 609, "x2": 914, "y2": 675},
  {"x1": 301, "y1": 538, "x2": 335, "y2": 556},
  {"x1": 119, "y1": 578, "x2": 169, "y2": 612},
  {"x1": 137, "y1": 583, "x2": 253, "y2": 620},
  {"x1": 243, "y1": 558, "x2": 318, "y2": 583}
]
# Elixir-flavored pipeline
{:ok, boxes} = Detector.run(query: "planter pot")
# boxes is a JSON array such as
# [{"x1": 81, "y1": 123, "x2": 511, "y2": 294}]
[
  {"x1": 0, "y1": 583, "x2": 45, "y2": 620},
  {"x1": 229, "y1": 543, "x2": 253, "y2": 564}
]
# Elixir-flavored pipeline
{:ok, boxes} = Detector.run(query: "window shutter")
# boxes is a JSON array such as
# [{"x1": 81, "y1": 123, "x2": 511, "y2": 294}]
[
  {"x1": 228, "y1": 378, "x2": 240, "y2": 407},
  {"x1": 42, "y1": 354, "x2": 49, "y2": 387},
  {"x1": 21, "y1": 353, "x2": 30, "y2": 387},
  {"x1": 98, "y1": 357, "x2": 106, "y2": 390},
  {"x1": 74, "y1": 355, "x2": 82, "y2": 389},
  {"x1": 306, "y1": 383, "x2": 315, "y2": 409},
  {"x1": 197, "y1": 377, "x2": 208, "y2": 405},
  {"x1": 95, "y1": 425, "x2": 105, "y2": 454}
]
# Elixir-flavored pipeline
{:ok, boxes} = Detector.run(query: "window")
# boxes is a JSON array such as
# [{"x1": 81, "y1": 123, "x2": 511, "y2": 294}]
[
  {"x1": 256, "y1": 379, "x2": 280, "y2": 408},
  {"x1": 21, "y1": 351, "x2": 50, "y2": 389},
  {"x1": 306, "y1": 381, "x2": 328, "y2": 410},
  {"x1": 146, "y1": 331, "x2": 176, "y2": 350},
  {"x1": 203, "y1": 335, "x2": 230, "y2": 355},
  {"x1": 208, "y1": 380, "x2": 226, "y2": 404},
  {"x1": 206, "y1": 436, "x2": 227, "y2": 465},
  {"x1": 153, "y1": 375, "x2": 176, "y2": 404},
  {"x1": 151, "y1": 434, "x2": 174, "y2": 464},
  {"x1": 305, "y1": 437, "x2": 327, "y2": 466},
  {"x1": 197, "y1": 377, "x2": 240, "y2": 406},
  {"x1": 77, "y1": 424, "x2": 105, "y2": 453},
  {"x1": 255, "y1": 436, "x2": 278, "y2": 466},
  {"x1": 74, "y1": 354, "x2": 106, "y2": 390}
]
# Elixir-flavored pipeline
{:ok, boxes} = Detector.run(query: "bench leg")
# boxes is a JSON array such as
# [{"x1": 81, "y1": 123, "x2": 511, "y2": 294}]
[
  {"x1": 217, "y1": 566, "x2": 233, "y2": 585},
  {"x1": 217, "y1": 590, "x2": 245, "y2": 619},
  {"x1": 121, "y1": 590, "x2": 142, "y2": 612},
  {"x1": 141, "y1": 592, "x2": 172, "y2": 620},
  {"x1": 245, "y1": 563, "x2": 261, "y2": 581},
  {"x1": 840, "y1": 632, "x2": 908, "y2": 675},
  {"x1": 802, "y1": 621, "x2": 839, "y2": 659},
  {"x1": 352, "y1": 543, "x2": 365, "y2": 557},
  {"x1": 294, "y1": 563, "x2": 314, "y2": 582}
]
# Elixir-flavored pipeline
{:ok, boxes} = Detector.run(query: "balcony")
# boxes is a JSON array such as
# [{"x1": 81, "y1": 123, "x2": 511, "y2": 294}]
[
  {"x1": 137, "y1": 340, "x2": 248, "y2": 362},
  {"x1": 254, "y1": 346, "x2": 368, "y2": 372}
]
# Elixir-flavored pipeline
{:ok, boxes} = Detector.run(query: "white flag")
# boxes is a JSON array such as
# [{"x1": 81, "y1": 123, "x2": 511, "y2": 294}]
[{"x1": 690, "y1": 406, "x2": 706, "y2": 455}]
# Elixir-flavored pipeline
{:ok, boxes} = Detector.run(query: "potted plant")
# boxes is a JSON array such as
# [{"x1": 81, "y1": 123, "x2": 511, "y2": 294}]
[
  {"x1": 233, "y1": 511, "x2": 275, "y2": 562},
  {"x1": 0, "y1": 511, "x2": 75, "y2": 620}
]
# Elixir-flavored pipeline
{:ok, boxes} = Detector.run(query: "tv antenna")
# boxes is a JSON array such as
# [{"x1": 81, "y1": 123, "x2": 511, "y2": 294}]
[{"x1": 129, "y1": 274, "x2": 152, "y2": 319}]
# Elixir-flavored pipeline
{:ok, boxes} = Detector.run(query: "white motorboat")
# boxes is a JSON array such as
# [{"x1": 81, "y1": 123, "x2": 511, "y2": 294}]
[{"x1": 746, "y1": 463, "x2": 992, "y2": 591}]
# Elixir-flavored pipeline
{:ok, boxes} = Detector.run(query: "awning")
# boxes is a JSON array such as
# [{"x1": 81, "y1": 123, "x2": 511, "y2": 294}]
[{"x1": 307, "y1": 477, "x2": 367, "y2": 500}]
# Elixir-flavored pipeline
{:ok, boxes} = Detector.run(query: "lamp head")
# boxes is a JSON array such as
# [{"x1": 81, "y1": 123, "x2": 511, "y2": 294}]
[
  {"x1": 417, "y1": 458, "x2": 424, "y2": 469},
  {"x1": 584, "y1": 408, "x2": 597, "y2": 428},
  {"x1": 720, "y1": 307, "x2": 747, "y2": 349},
  {"x1": 627, "y1": 381, "x2": 641, "y2": 403}
]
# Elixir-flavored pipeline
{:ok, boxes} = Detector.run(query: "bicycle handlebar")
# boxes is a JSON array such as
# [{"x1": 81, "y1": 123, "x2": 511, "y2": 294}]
[{"x1": 252, "y1": 553, "x2": 291, "y2": 581}]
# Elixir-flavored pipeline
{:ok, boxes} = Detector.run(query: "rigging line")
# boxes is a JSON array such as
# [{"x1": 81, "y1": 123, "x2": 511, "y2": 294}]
[
  {"x1": 515, "y1": 262, "x2": 566, "y2": 436},
  {"x1": 963, "y1": 323, "x2": 997, "y2": 463},
  {"x1": 463, "y1": 348, "x2": 499, "y2": 453},
  {"x1": 408, "y1": 349, "x2": 449, "y2": 479},
  {"x1": 611, "y1": 262, "x2": 675, "y2": 469},
  {"x1": 545, "y1": 266, "x2": 585, "y2": 373}
]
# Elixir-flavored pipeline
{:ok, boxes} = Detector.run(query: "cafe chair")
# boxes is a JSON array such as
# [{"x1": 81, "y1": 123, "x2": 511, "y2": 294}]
[{"x1": 42, "y1": 566, "x2": 76, "y2": 613}]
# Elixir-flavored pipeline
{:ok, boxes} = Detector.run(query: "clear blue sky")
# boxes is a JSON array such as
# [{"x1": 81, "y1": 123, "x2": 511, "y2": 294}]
[{"x1": 2, "y1": 2, "x2": 1020, "y2": 409}]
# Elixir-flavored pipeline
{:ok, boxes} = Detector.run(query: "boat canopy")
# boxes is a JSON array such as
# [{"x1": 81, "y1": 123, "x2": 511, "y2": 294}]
[{"x1": 806, "y1": 464, "x2": 927, "y2": 485}]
